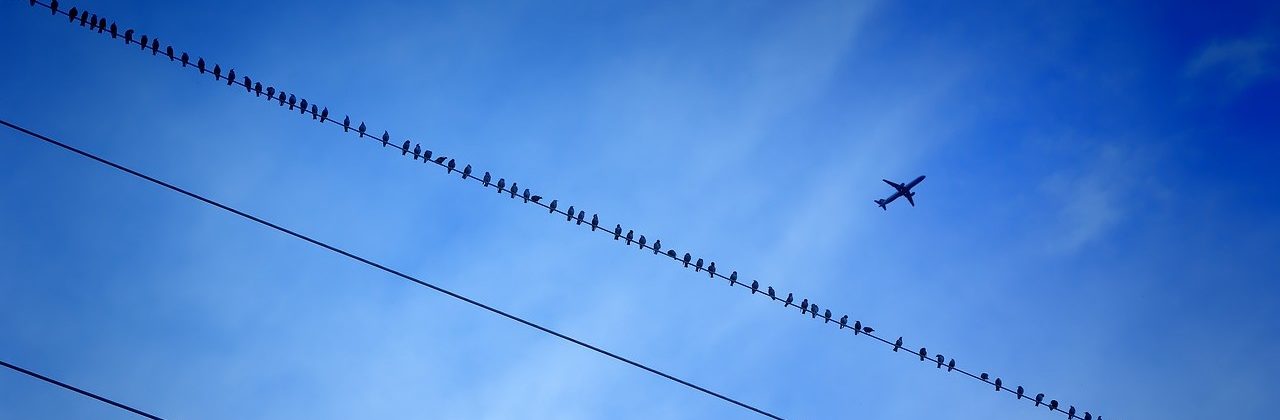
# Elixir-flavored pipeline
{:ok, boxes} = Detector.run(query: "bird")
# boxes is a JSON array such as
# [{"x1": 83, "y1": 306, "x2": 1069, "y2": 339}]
[
  {"x1": 1035, "y1": 393, "x2": 1044, "y2": 407},
  {"x1": 67, "y1": 6, "x2": 76, "y2": 22},
  {"x1": 767, "y1": 286, "x2": 776, "y2": 299},
  {"x1": 97, "y1": 18, "x2": 105, "y2": 33},
  {"x1": 166, "y1": 46, "x2": 174, "y2": 60},
  {"x1": 1049, "y1": 400, "x2": 1059, "y2": 411},
  {"x1": 707, "y1": 262, "x2": 716, "y2": 278},
  {"x1": 591, "y1": 214, "x2": 599, "y2": 231},
  {"x1": 549, "y1": 200, "x2": 558, "y2": 214},
  {"x1": 695, "y1": 258, "x2": 703, "y2": 272},
  {"x1": 110, "y1": 23, "x2": 118, "y2": 39},
  {"x1": 1016, "y1": 386, "x2": 1024, "y2": 399},
  {"x1": 432, "y1": 155, "x2": 446, "y2": 165},
  {"x1": 666, "y1": 250, "x2": 677, "y2": 258},
  {"x1": 288, "y1": 94, "x2": 297, "y2": 110},
  {"x1": 380, "y1": 131, "x2": 390, "y2": 147},
  {"x1": 509, "y1": 182, "x2": 519, "y2": 199},
  {"x1": 420, "y1": 150, "x2": 433, "y2": 162},
  {"x1": 577, "y1": 211, "x2": 586, "y2": 225},
  {"x1": 565, "y1": 205, "x2": 575, "y2": 221},
  {"x1": 139, "y1": 34, "x2": 147, "y2": 49},
  {"x1": 994, "y1": 377, "x2": 1002, "y2": 391},
  {"x1": 810, "y1": 304, "x2": 818, "y2": 318},
  {"x1": 824, "y1": 310, "x2": 832, "y2": 323},
  {"x1": 611, "y1": 224, "x2": 622, "y2": 240},
  {"x1": 935, "y1": 354, "x2": 944, "y2": 368},
  {"x1": 519, "y1": 188, "x2": 529, "y2": 203},
  {"x1": 1068, "y1": 406, "x2": 1076, "y2": 419},
  {"x1": 401, "y1": 140, "x2": 411, "y2": 156},
  {"x1": 625, "y1": 230, "x2": 634, "y2": 245},
  {"x1": 729, "y1": 271, "x2": 738, "y2": 286},
  {"x1": 320, "y1": 107, "x2": 328, "y2": 122},
  {"x1": 482, "y1": 172, "x2": 492, "y2": 187},
  {"x1": 256, "y1": 83, "x2": 265, "y2": 97},
  {"x1": 299, "y1": 98, "x2": 309, "y2": 114},
  {"x1": 80, "y1": 11, "x2": 89, "y2": 27},
  {"x1": 652, "y1": 240, "x2": 661, "y2": 255},
  {"x1": 1084, "y1": 412, "x2": 1092, "y2": 420},
  {"x1": 277, "y1": 90, "x2": 287, "y2": 106},
  {"x1": 227, "y1": 69, "x2": 237, "y2": 86},
  {"x1": 893, "y1": 337, "x2": 903, "y2": 352},
  {"x1": 637, "y1": 234, "x2": 645, "y2": 248},
  {"x1": 197, "y1": 58, "x2": 205, "y2": 74},
  {"x1": 980, "y1": 373, "x2": 989, "y2": 381},
  {"x1": 49, "y1": 0, "x2": 57, "y2": 14},
  {"x1": 496, "y1": 178, "x2": 506, "y2": 193},
  {"x1": 358, "y1": 122, "x2": 367, "y2": 138},
  {"x1": 180, "y1": 52, "x2": 190, "y2": 67},
  {"x1": 863, "y1": 326, "x2": 875, "y2": 334},
  {"x1": 531, "y1": 195, "x2": 542, "y2": 203},
  {"x1": 89, "y1": 15, "x2": 97, "y2": 30},
  {"x1": 212, "y1": 64, "x2": 221, "y2": 80},
  {"x1": 852, "y1": 320, "x2": 861, "y2": 334},
  {"x1": 343, "y1": 116, "x2": 351, "y2": 132},
  {"x1": 750, "y1": 280, "x2": 759, "y2": 294},
  {"x1": 151, "y1": 39, "x2": 161, "y2": 56},
  {"x1": 447, "y1": 159, "x2": 456, "y2": 174},
  {"x1": 785, "y1": 293, "x2": 794, "y2": 307},
  {"x1": 124, "y1": 29, "x2": 133, "y2": 45},
  {"x1": 265, "y1": 86, "x2": 275, "y2": 100},
  {"x1": 462, "y1": 165, "x2": 472, "y2": 180},
  {"x1": 947, "y1": 358, "x2": 955, "y2": 371},
  {"x1": 682, "y1": 253, "x2": 691, "y2": 268},
  {"x1": 839, "y1": 315, "x2": 849, "y2": 329},
  {"x1": 799, "y1": 299, "x2": 809, "y2": 314},
  {"x1": 918, "y1": 347, "x2": 927, "y2": 361},
  {"x1": 412, "y1": 144, "x2": 421, "y2": 160}
]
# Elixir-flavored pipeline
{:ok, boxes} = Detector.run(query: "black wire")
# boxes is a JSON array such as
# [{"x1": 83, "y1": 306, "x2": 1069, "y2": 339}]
[
  {"x1": 0, "y1": 118, "x2": 784, "y2": 420},
  {"x1": 22, "y1": 2, "x2": 1100, "y2": 418},
  {"x1": 0, "y1": 359, "x2": 164, "y2": 419}
]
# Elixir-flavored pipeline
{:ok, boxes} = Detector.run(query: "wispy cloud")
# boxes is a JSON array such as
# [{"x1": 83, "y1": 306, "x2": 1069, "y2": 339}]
[{"x1": 1184, "y1": 37, "x2": 1276, "y2": 97}]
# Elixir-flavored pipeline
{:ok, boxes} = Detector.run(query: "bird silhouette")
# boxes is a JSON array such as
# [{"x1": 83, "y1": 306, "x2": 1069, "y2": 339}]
[
  {"x1": 342, "y1": 116, "x2": 350, "y2": 132},
  {"x1": 80, "y1": 10, "x2": 89, "y2": 27},
  {"x1": 509, "y1": 182, "x2": 518, "y2": 199},
  {"x1": 549, "y1": 200, "x2": 558, "y2": 214},
  {"x1": 863, "y1": 326, "x2": 875, "y2": 334},
  {"x1": 151, "y1": 39, "x2": 161, "y2": 56},
  {"x1": 110, "y1": 23, "x2": 118, "y2": 39},
  {"x1": 1035, "y1": 393, "x2": 1044, "y2": 407},
  {"x1": 694, "y1": 258, "x2": 703, "y2": 272},
  {"x1": 97, "y1": 18, "x2": 105, "y2": 33},
  {"x1": 380, "y1": 131, "x2": 389, "y2": 147},
  {"x1": 682, "y1": 253, "x2": 691, "y2": 268},
  {"x1": 785, "y1": 293, "x2": 794, "y2": 307},
  {"x1": 139, "y1": 34, "x2": 147, "y2": 49},
  {"x1": 288, "y1": 94, "x2": 297, "y2": 110},
  {"x1": 447, "y1": 159, "x2": 456, "y2": 174},
  {"x1": 197, "y1": 58, "x2": 205, "y2": 74},
  {"x1": 181, "y1": 52, "x2": 190, "y2": 67},
  {"x1": 800, "y1": 299, "x2": 809, "y2": 314},
  {"x1": 1016, "y1": 386, "x2": 1024, "y2": 399},
  {"x1": 767, "y1": 286, "x2": 776, "y2": 299},
  {"x1": 124, "y1": 29, "x2": 133, "y2": 45},
  {"x1": 299, "y1": 98, "x2": 309, "y2": 114},
  {"x1": 1083, "y1": 412, "x2": 1092, "y2": 420},
  {"x1": 839, "y1": 315, "x2": 849, "y2": 328},
  {"x1": 824, "y1": 310, "x2": 832, "y2": 323},
  {"x1": 666, "y1": 250, "x2": 677, "y2": 258},
  {"x1": 591, "y1": 214, "x2": 599, "y2": 231},
  {"x1": 255, "y1": 83, "x2": 264, "y2": 97},
  {"x1": 980, "y1": 373, "x2": 989, "y2": 381},
  {"x1": 810, "y1": 304, "x2": 819, "y2": 319},
  {"x1": 401, "y1": 140, "x2": 411, "y2": 156},
  {"x1": 1068, "y1": 406, "x2": 1076, "y2": 419},
  {"x1": 496, "y1": 178, "x2": 506, "y2": 193},
  {"x1": 226, "y1": 69, "x2": 237, "y2": 86},
  {"x1": 165, "y1": 46, "x2": 174, "y2": 60},
  {"x1": 707, "y1": 262, "x2": 716, "y2": 277},
  {"x1": 893, "y1": 337, "x2": 903, "y2": 352},
  {"x1": 994, "y1": 377, "x2": 1002, "y2": 391},
  {"x1": 212, "y1": 64, "x2": 221, "y2": 80},
  {"x1": 935, "y1": 354, "x2": 945, "y2": 368},
  {"x1": 276, "y1": 90, "x2": 286, "y2": 106},
  {"x1": 918, "y1": 347, "x2": 927, "y2": 361},
  {"x1": 266, "y1": 86, "x2": 276, "y2": 100},
  {"x1": 67, "y1": 6, "x2": 76, "y2": 22},
  {"x1": 947, "y1": 358, "x2": 955, "y2": 371},
  {"x1": 357, "y1": 122, "x2": 367, "y2": 138},
  {"x1": 320, "y1": 107, "x2": 328, "y2": 122},
  {"x1": 89, "y1": 15, "x2": 97, "y2": 30},
  {"x1": 577, "y1": 211, "x2": 586, "y2": 225},
  {"x1": 1049, "y1": 400, "x2": 1058, "y2": 411},
  {"x1": 565, "y1": 205, "x2": 575, "y2": 221},
  {"x1": 729, "y1": 271, "x2": 738, "y2": 286},
  {"x1": 652, "y1": 240, "x2": 661, "y2": 255},
  {"x1": 624, "y1": 230, "x2": 633, "y2": 245},
  {"x1": 462, "y1": 164, "x2": 472, "y2": 180},
  {"x1": 49, "y1": 0, "x2": 58, "y2": 14},
  {"x1": 637, "y1": 234, "x2": 645, "y2": 248},
  {"x1": 522, "y1": 189, "x2": 530, "y2": 203},
  {"x1": 482, "y1": 172, "x2": 492, "y2": 187},
  {"x1": 750, "y1": 280, "x2": 759, "y2": 294},
  {"x1": 412, "y1": 144, "x2": 421, "y2": 160},
  {"x1": 853, "y1": 320, "x2": 861, "y2": 334}
]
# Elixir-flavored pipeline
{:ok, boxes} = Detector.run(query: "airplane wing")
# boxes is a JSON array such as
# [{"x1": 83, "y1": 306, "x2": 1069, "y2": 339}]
[
  {"x1": 882, "y1": 179, "x2": 904, "y2": 189},
  {"x1": 905, "y1": 193, "x2": 915, "y2": 207}
]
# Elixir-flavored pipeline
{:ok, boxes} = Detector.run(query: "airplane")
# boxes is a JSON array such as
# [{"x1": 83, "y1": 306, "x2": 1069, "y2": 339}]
[{"x1": 875, "y1": 175, "x2": 926, "y2": 210}]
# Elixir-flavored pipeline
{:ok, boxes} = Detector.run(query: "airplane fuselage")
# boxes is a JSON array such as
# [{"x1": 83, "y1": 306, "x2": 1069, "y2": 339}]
[{"x1": 875, "y1": 175, "x2": 926, "y2": 210}]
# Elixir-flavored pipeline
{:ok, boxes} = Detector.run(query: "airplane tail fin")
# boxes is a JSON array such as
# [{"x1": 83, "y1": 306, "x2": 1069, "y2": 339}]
[{"x1": 875, "y1": 199, "x2": 887, "y2": 210}]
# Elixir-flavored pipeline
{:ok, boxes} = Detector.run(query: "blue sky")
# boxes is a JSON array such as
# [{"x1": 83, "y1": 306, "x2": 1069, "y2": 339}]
[{"x1": 2, "y1": 0, "x2": 1278, "y2": 418}]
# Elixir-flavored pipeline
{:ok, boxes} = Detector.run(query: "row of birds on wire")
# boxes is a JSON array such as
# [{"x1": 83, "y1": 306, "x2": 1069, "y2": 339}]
[{"x1": 26, "y1": 2, "x2": 1102, "y2": 419}]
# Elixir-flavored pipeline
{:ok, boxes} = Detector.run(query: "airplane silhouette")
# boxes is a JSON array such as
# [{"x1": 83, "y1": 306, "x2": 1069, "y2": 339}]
[{"x1": 875, "y1": 175, "x2": 926, "y2": 210}]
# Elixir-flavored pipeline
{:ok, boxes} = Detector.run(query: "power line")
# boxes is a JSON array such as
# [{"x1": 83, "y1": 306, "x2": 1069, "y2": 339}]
[
  {"x1": 20, "y1": 2, "x2": 1102, "y2": 418},
  {"x1": 0, "y1": 118, "x2": 783, "y2": 419},
  {"x1": 1, "y1": 358, "x2": 164, "y2": 419}
]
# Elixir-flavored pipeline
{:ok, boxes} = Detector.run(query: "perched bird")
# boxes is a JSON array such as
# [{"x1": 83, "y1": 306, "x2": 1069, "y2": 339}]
[
  {"x1": 1034, "y1": 393, "x2": 1045, "y2": 407},
  {"x1": 750, "y1": 280, "x2": 759, "y2": 294},
  {"x1": 496, "y1": 178, "x2": 506, "y2": 193},
  {"x1": 980, "y1": 373, "x2": 989, "y2": 381},
  {"x1": 1084, "y1": 412, "x2": 1092, "y2": 420},
  {"x1": 935, "y1": 354, "x2": 945, "y2": 368},
  {"x1": 893, "y1": 337, "x2": 903, "y2": 352},
  {"x1": 110, "y1": 23, "x2": 118, "y2": 39},
  {"x1": 358, "y1": 122, "x2": 367, "y2": 138},
  {"x1": 947, "y1": 358, "x2": 956, "y2": 371},
  {"x1": 530, "y1": 195, "x2": 542, "y2": 203},
  {"x1": 412, "y1": 144, "x2": 421, "y2": 160},
  {"x1": 1068, "y1": 406, "x2": 1076, "y2": 419},
  {"x1": 288, "y1": 94, "x2": 297, "y2": 110},
  {"x1": 343, "y1": 116, "x2": 351, "y2": 132},
  {"x1": 151, "y1": 39, "x2": 160, "y2": 56},
  {"x1": 212, "y1": 64, "x2": 221, "y2": 80},
  {"x1": 80, "y1": 10, "x2": 89, "y2": 27},
  {"x1": 591, "y1": 214, "x2": 599, "y2": 231},
  {"x1": 636, "y1": 234, "x2": 645, "y2": 248},
  {"x1": 181, "y1": 52, "x2": 190, "y2": 67},
  {"x1": 918, "y1": 347, "x2": 927, "y2": 361},
  {"x1": 652, "y1": 240, "x2": 661, "y2": 255},
  {"x1": 728, "y1": 271, "x2": 738, "y2": 286},
  {"x1": 124, "y1": 29, "x2": 134, "y2": 45},
  {"x1": 401, "y1": 140, "x2": 411, "y2": 156},
  {"x1": 166, "y1": 46, "x2": 174, "y2": 60},
  {"x1": 799, "y1": 299, "x2": 809, "y2": 314},
  {"x1": 1016, "y1": 386, "x2": 1024, "y2": 399},
  {"x1": 810, "y1": 303, "x2": 819, "y2": 318},
  {"x1": 67, "y1": 7, "x2": 77, "y2": 23},
  {"x1": 256, "y1": 83, "x2": 264, "y2": 97},
  {"x1": 839, "y1": 315, "x2": 849, "y2": 329},
  {"x1": 666, "y1": 250, "x2": 677, "y2": 258},
  {"x1": 197, "y1": 57, "x2": 205, "y2": 74},
  {"x1": 853, "y1": 320, "x2": 861, "y2": 334},
  {"x1": 97, "y1": 18, "x2": 105, "y2": 33},
  {"x1": 49, "y1": 0, "x2": 57, "y2": 14},
  {"x1": 785, "y1": 293, "x2": 794, "y2": 307},
  {"x1": 462, "y1": 164, "x2": 472, "y2": 180},
  {"x1": 682, "y1": 253, "x2": 691, "y2": 268},
  {"x1": 863, "y1": 326, "x2": 875, "y2": 334},
  {"x1": 824, "y1": 310, "x2": 832, "y2": 323},
  {"x1": 509, "y1": 182, "x2": 518, "y2": 199},
  {"x1": 767, "y1": 286, "x2": 776, "y2": 299},
  {"x1": 624, "y1": 230, "x2": 633, "y2": 245},
  {"x1": 298, "y1": 98, "x2": 308, "y2": 114},
  {"x1": 577, "y1": 211, "x2": 586, "y2": 225},
  {"x1": 565, "y1": 205, "x2": 574, "y2": 221},
  {"x1": 994, "y1": 377, "x2": 1002, "y2": 391},
  {"x1": 227, "y1": 69, "x2": 237, "y2": 86},
  {"x1": 522, "y1": 188, "x2": 531, "y2": 203},
  {"x1": 694, "y1": 258, "x2": 703, "y2": 272},
  {"x1": 89, "y1": 15, "x2": 97, "y2": 29},
  {"x1": 431, "y1": 155, "x2": 445, "y2": 164},
  {"x1": 483, "y1": 172, "x2": 492, "y2": 187},
  {"x1": 320, "y1": 107, "x2": 328, "y2": 122},
  {"x1": 447, "y1": 159, "x2": 456, "y2": 174},
  {"x1": 264, "y1": 85, "x2": 274, "y2": 99},
  {"x1": 707, "y1": 262, "x2": 716, "y2": 278},
  {"x1": 1049, "y1": 400, "x2": 1059, "y2": 411},
  {"x1": 139, "y1": 34, "x2": 148, "y2": 49}
]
